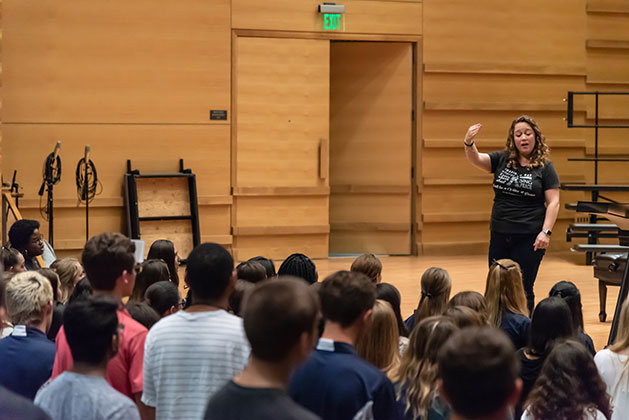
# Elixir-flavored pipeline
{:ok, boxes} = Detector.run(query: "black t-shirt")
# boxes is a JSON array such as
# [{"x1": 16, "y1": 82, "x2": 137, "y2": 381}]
[
  {"x1": 515, "y1": 349, "x2": 545, "y2": 419},
  {"x1": 205, "y1": 380, "x2": 321, "y2": 420},
  {"x1": 489, "y1": 151, "x2": 560, "y2": 233}
]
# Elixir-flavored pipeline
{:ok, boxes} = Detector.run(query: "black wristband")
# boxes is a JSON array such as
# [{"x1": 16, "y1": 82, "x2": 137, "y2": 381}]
[{"x1": 464, "y1": 140, "x2": 475, "y2": 147}]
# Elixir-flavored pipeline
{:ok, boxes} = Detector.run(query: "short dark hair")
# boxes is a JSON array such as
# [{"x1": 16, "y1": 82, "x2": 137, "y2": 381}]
[
  {"x1": 129, "y1": 259, "x2": 170, "y2": 301},
  {"x1": 242, "y1": 277, "x2": 319, "y2": 362},
  {"x1": 37, "y1": 268, "x2": 60, "y2": 301},
  {"x1": 528, "y1": 297, "x2": 574, "y2": 355},
  {"x1": 236, "y1": 261, "x2": 267, "y2": 283},
  {"x1": 439, "y1": 327, "x2": 519, "y2": 418},
  {"x1": 319, "y1": 270, "x2": 376, "y2": 328},
  {"x1": 64, "y1": 297, "x2": 119, "y2": 365},
  {"x1": 229, "y1": 279, "x2": 256, "y2": 316},
  {"x1": 8, "y1": 220, "x2": 39, "y2": 250},
  {"x1": 278, "y1": 253, "x2": 318, "y2": 285},
  {"x1": 81, "y1": 233, "x2": 136, "y2": 291},
  {"x1": 68, "y1": 278, "x2": 94, "y2": 304},
  {"x1": 0, "y1": 247, "x2": 22, "y2": 270},
  {"x1": 350, "y1": 253, "x2": 382, "y2": 283},
  {"x1": 248, "y1": 256, "x2": 276, "y2": 278},
  {"x1": 185, "y1": 243, "x2": 234, "y2": 300},
  {"x1": 145, "y1": 281, "x2": 180, "y2": 316},
  {"x1": 126, "y1": 301, "x2": 160, "y2": 329}
]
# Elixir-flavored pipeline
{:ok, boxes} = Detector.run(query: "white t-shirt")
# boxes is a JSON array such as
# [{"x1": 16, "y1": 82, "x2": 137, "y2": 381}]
[
  {"x1": 142, "y1": 309, "x2": 250, "y2": 420},
  {"x1": 521, "y1": 407, "x2": 606, "y2": 420},
  {"x1": 595, "y1": 348, "x2": 629, "y2": 420}
]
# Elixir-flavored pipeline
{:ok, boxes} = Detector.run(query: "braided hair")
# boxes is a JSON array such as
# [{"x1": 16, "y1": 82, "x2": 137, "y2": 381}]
[{"x1": 278, "y1": 253, "x2": 318, "y2": 284}]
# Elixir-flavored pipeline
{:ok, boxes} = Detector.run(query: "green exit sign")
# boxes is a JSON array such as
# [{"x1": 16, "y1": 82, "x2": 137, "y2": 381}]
[{"x1": 323, "y1": 13, "x2": 344, "y2": 31}]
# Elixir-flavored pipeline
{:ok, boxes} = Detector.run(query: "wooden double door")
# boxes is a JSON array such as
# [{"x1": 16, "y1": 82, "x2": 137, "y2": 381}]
[{"x1": 233, "y1": 36, "x2": 414, "y2": 260}]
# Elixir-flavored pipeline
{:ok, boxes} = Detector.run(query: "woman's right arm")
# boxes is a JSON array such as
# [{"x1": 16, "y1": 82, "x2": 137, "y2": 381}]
[{"x1": 464, "y1": 123, "x2": 492, "y2": 172}]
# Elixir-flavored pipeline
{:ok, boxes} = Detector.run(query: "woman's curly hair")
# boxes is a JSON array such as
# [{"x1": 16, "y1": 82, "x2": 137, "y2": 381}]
[
  {"x1": 505, "y1": 115, "x2": 550, "y2": 170},
  {"x1": 525, "y1": 340, "x2": 612, "y2": 420}
]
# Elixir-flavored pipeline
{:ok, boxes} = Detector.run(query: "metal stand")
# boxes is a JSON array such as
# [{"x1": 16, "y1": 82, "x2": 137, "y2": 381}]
[{"x1": 38, "y1": 142, "x2": 61, "y2": 248}]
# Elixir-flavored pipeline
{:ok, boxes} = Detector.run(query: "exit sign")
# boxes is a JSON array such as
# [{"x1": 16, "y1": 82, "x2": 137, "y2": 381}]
[{"x1": 323, "y1": 13, "x2": 344, "y2": 31}]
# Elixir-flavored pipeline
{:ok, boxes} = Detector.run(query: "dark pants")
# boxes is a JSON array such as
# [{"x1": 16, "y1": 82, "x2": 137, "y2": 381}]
[{"x1": 488, "y1": 231, "x2": 545, "y2": 314}]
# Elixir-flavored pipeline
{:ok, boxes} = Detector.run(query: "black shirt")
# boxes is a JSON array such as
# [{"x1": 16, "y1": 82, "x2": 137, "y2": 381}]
[
  {"x1": 205, "y1": 380, "x2": 320, "y2": 420},
  {"x1": 515, "y1": 348, "x2": 545, "y2": 419},
  {"x1": 489, "y1": 151, "x2": 560, "y2": 233}
]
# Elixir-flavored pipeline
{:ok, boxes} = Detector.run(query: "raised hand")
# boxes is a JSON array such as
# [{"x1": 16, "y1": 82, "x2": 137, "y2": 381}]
[{"x1": 465, "y1": 123, "x2": 482, "y2": 144}]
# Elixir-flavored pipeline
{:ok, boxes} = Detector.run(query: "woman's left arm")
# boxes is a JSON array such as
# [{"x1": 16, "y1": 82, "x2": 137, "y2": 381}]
[{"x1": 534, "y1": 188, "x2": 560, "y2": 251}]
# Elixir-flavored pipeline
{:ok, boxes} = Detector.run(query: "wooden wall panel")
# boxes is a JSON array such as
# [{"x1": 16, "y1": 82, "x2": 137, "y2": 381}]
[
  {"x1": 3, "y1": 0, "x2": 230, "y2": 123},
  {"x1": 232, "y1": 0, "x2": 422, "y2": 35}
]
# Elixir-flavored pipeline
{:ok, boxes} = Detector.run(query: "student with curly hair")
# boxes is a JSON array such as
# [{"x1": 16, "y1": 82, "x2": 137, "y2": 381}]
[
  {"x1": 523, "y1": 340, "x2": 612, "y2": 420},
  {"x1": 464, "y1": 115, "x2": 560, "y2": 313}
]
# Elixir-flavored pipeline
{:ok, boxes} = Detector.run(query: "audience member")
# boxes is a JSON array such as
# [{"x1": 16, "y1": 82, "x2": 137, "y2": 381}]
[
  {"x1": 0, "y1": 274, "x2": 12, "y2": 338},
  {"x1": 515, "y1": 296, "x2": 574, "y2": 418},
  {"x1": 549, "y1": 280, "x2": 596, "y2": 355},
  {"x1": 50, "y1": 258, "x2": 84, "y2": 303},
  {"x1": 8, "y1": 220, "x2": 44, "y2": 270},
  {"x1": 142, "y1": 243, "x2": 250, "y2": 420},
  {"x1": 236, "y1": 260, "x2": 267, "y2": 283},
  {"x1": 484, "y1": 259, "x2": 530, "y2": 349},
  {"x1": 35, "y1": 297, "x2": 141, "y2": 419},
  {"x1": 278, "y1": 253, "x2": 318, "y2": 285},
  {"x1": 205, "y1": 278, "x2": 321, "y2": 420},
  {"x1": 144, "y1": 281, "x2": 181, "y2": 318},
  {"x1": 0, "y1": 385, "x2": 50, "y2": 420},
  {"x1": 37, "y1": 268, "x2": 64, "y2": 341},
  {"x1": 351, "y1": 253, "x2": 383, "y2": 284},
  {"x1": 67, "y1": 278, "x2": 93, "y2": 303},
  {"x1": 595, "y1": 298, "x2": 629, "y2": 420},
  {"x1": 438, "y1": 327, "x2": 522, "y2": 420},
  {"x1": 0, "y1": 272, "x2": 55, "y2": 399},
  {"x1": 147, "y1": 239, "x2": 181, "y2": 286},
  {"x1": 523, "y1": 340, "x2": 611, "y2": 420},
  {"x1": 126, "y1": 301, "x2": 160, "y2": 329},
  {"x1": 289, "y1": 270, "x2": 399, "y2": 420},
  {"x1": 356, "y1": 300, "x2": 400, "y2": 380},
  {"x1": 449, "y1": 291, "x2": 489, "y2": 324},
  {"x1": 129, "y1": 259, "x2": 170, "y2": 302},
  {"x1": 444, "y1": 305, "x2": 485, "y2": 328},
  {"x1": 248, "y1": 256, "x2": 276, "y2": 278},
  {"x1": 377, "y1": 283, "x2": 410, "y2": 353},
  {"x1": 0, "y1": 247, "x2": 26, "y2": 273},
  {"x1": 51, "y1": 233, "x2": 148, "y2": 412},
  {"x1": 395, "y1": 316, "x2": 458, "y2": 420},
  {"x1": 228, "y1": 279, "x2": 256, "y2": 316},
  {"x1": 405, "y1": 267, "x2": 451, "y2": 332}
]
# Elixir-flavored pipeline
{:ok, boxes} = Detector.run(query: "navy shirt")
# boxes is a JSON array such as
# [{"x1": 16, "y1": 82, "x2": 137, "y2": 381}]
[
  {"x1": 0, "y1": 326, "x2": 56, "y2": 400},
  {"x1": 404, "y1": 313, "x2": 417, "y2": 333},
  {"x1": 499, "y1": 311, "x2": 530, "y2": 350},
  {"x1": 489, "y1": 151, "x2": 559, "y2": 234},
  {"x1": 0, "y1": 385, "x2": 50, "y2": 420},
  {"x1": 289, "y1": 339, "x2": 400, "y2": 420}
]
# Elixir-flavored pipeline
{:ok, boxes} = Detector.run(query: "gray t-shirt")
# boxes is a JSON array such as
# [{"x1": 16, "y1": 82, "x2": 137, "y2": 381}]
[{"x1": 34, "y1": 372, "x2": 140, "y2": 420}]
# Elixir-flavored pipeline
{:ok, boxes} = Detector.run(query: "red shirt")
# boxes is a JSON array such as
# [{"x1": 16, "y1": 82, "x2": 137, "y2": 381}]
[{"x1": 51, "y1": 307, "x2": 148, "y2": 399}]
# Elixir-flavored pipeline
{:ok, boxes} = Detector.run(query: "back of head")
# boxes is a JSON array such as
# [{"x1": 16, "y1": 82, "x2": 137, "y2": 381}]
[
  {"x1": 449, "y1": 291, "x2": 489, "y2": 324},
  {"x1": 612, "y1": 298, "x2": 629, "y2": 352},
  {"x1": 236, "y1": 260, "x2": 267, "y2": 284},
  {"x1": 145, "y1": 281, "x2": 180, "y2": 317},
  {"x1": 444, "y1": 305, "x2": 485, "y2": 328},
  {"x1": 526, "y1": 340, "x2": 611, "y2": 420},
  {"x1": 68, "y1": 278, "x2": 94, "y2": 304},
  {"x1": 356, "y1": 300, "x2": 399, "y2": 372},
  {"x1": 529, "y1": 296, "x2": 574, "y2": 355},
  {"x1": 126, "y1": 300, "x2": 160, "y2": 329},
  {"x1": 439, "y1": 327, "x2": 519, "y2": 419},
  {"x1": 319, "y1": 270, "x2": 376, "y2": 328},
  {"x1": 229, "y1": 279, "x2": 256, "y2": 316},
  {"x1": 549, "y1": 280, "x2": 584, "y2": 331},
  {"x1": 417, "y1": 267, "x2": 451, "y2": 321},
  {"x1": 484, "y1": 259, "x2": 528, "y2": 326},
  {"x1": 350, "y1": 253, "x2": 382, "y2": 283},
  {"x1": 50, "y1": 258, "x2": 83, "y2": 303},
  {"x1": 1, "y1": 247, "x2": 23, "y2": 272},
  {"x1": 5, "y1": 271, "x2": 53, "y2": 326},
  {"x1": 130, "y1": 259, "x2": 170, "y2": 301},
  {"x1": 278, "y1": 253, "x2": 318, "y2": 285},
  {"x1": 147, "y1": 239, "x2": 179, "y2": 286},
  {"x1": 248, "y1": 256, "x2": 276, "y2": 278},
  {"x1": 8, "y1": 219, "x2": 39, "y2": 251},
  {"x1": 37, "y1": 268, "x2": 60, "y2": 302},
  {"x1": 64, "y1": 296, "x2": 119, "y2": 365},
  {"x1": 185, "y1": 243, "x2": 234, "y2": 300},
  {"x1": 242, "y1": 277, "x2": 319, "y2": 362},
  {"x1": 377, "y1": 282, "x2": 409, "y2": 337},
  {"x1": 81, "y1": 233, "x2": 136, "y2": 291}
]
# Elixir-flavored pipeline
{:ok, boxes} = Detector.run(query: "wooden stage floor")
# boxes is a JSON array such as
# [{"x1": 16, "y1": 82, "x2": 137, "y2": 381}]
[{"x1": 314, "y1": 254, "x2": 618, "y2": 352}]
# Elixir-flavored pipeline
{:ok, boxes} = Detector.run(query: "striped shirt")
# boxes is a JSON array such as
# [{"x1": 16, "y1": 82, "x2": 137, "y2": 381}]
[{"x1": 141, "y1": 310, "x2": 250, "y2": 420}]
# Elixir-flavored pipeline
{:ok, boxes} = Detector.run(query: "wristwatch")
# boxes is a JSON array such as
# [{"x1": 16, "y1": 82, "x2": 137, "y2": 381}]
[{"x1": 542, "y1": 229, "x2": 552, "y2": 236}]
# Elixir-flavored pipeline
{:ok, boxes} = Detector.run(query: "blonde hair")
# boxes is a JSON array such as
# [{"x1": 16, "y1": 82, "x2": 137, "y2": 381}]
[
  {"x1": 51, "y1": 258, "x2": 83, "y2": 303},
  {"x1": 356, "y1": 300, "x2": 400, "y2": 380},
  {"x1": 611, "y1": 299, "x2": 629, "y2": 353},
  {"x1": 415, "y1": 267, "x2": 451, "y2": 323},
  {"x1": 396, "y1": 316, "x2": 458, "y2": 419},
  {"x1": 6, "y1": 271, "x2": 53, "y2": 326},
  {"x1": 506, "y1": 115, "x2": 550, "y2": 170},
  {"x1": 484, "y1": 259, "x2": 528, "y2": 327},
  {"x1": 350, "y1": 254, "x2": 382, "y2": 283}
]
